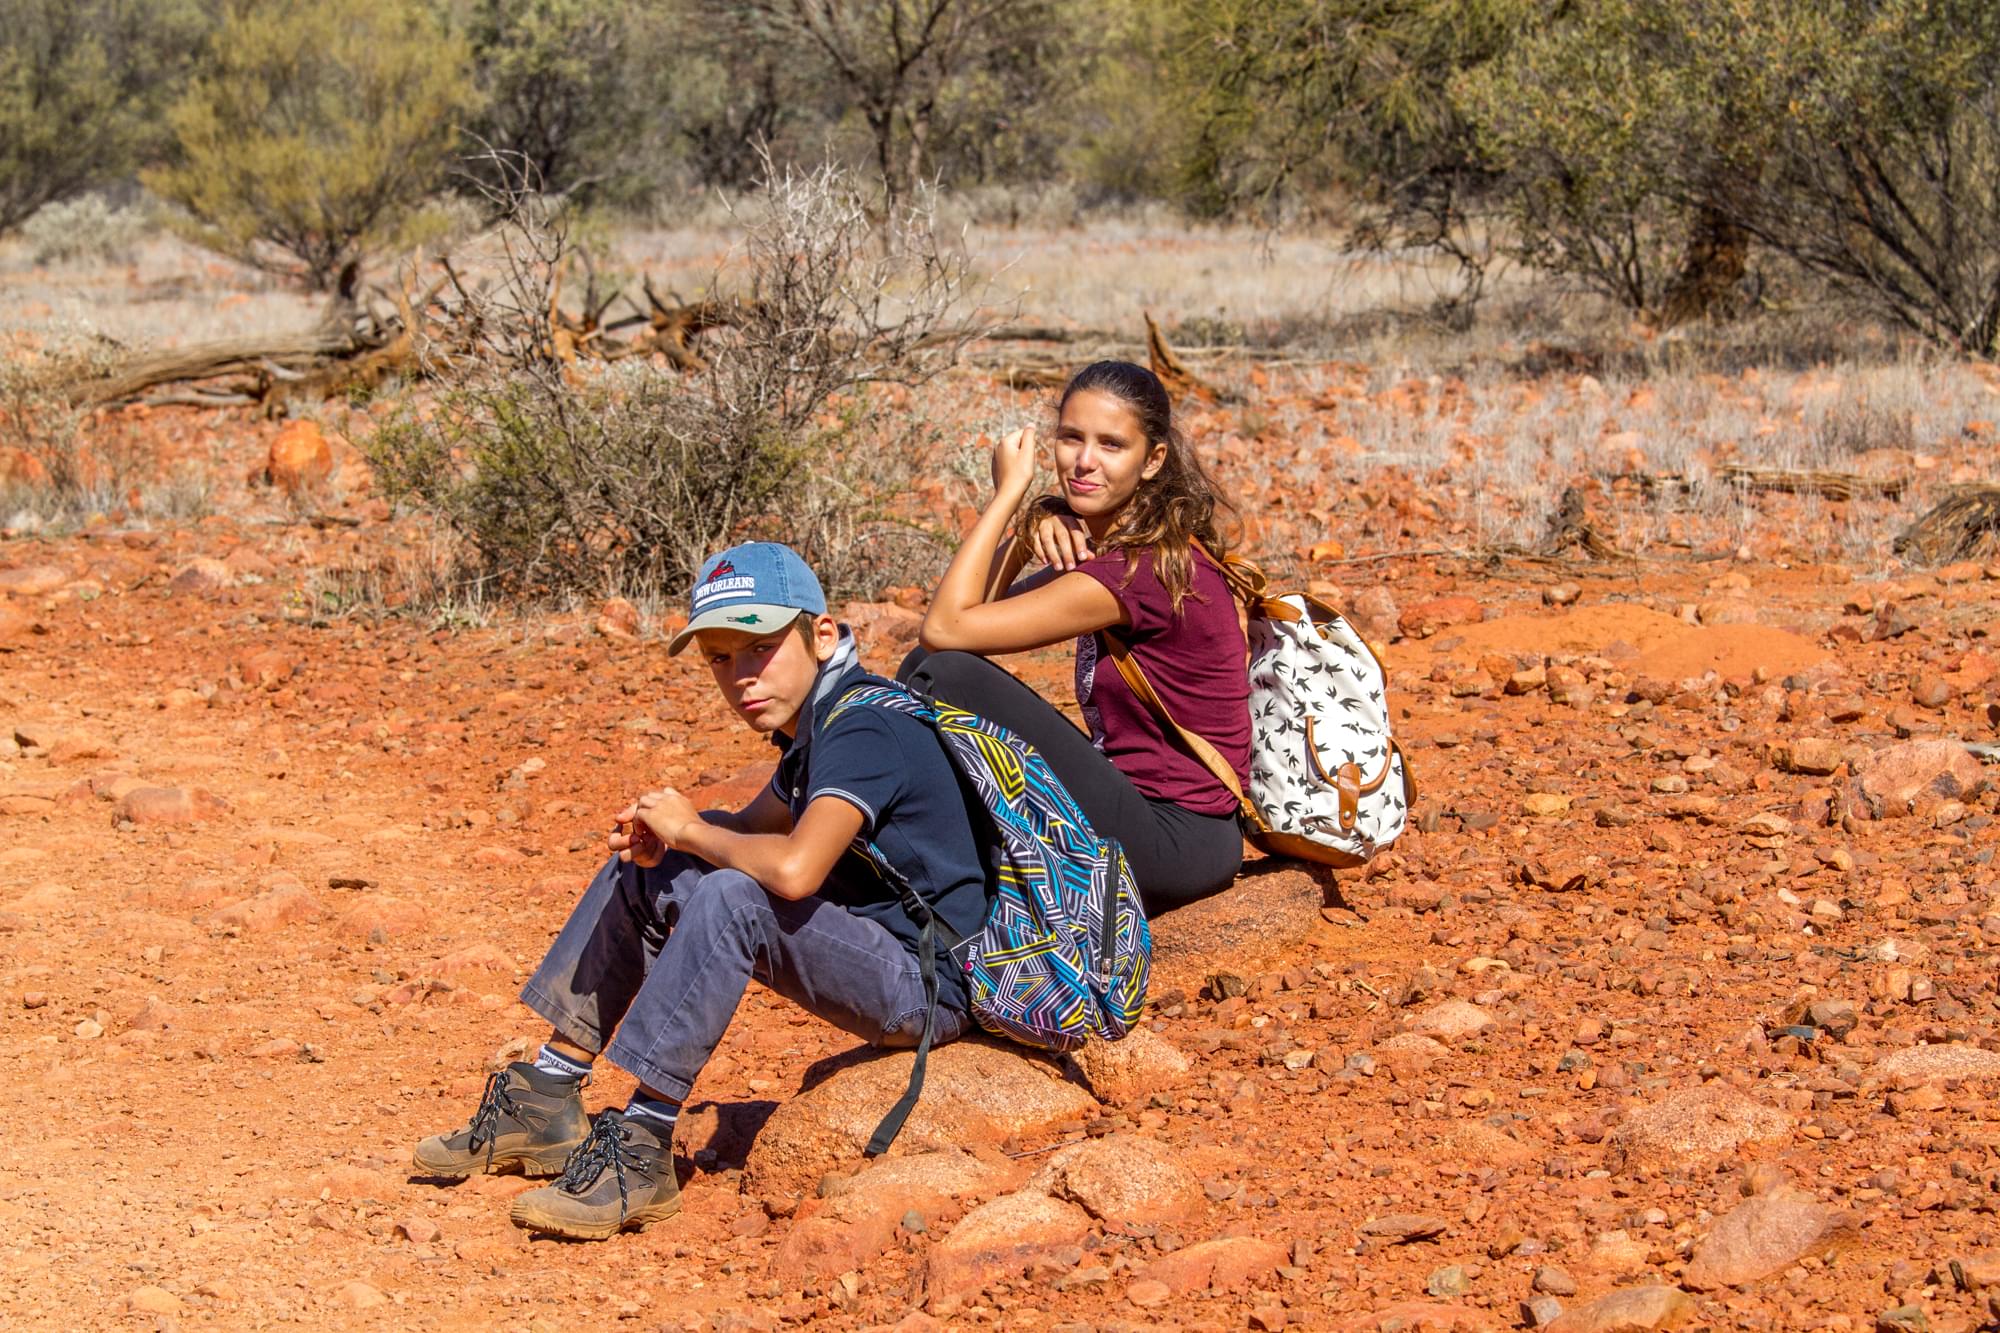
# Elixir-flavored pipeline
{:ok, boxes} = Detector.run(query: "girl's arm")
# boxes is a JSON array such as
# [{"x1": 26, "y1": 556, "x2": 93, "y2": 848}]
[{"x1": 922, "y1": 429, "x2": 1127, "y2": 655}]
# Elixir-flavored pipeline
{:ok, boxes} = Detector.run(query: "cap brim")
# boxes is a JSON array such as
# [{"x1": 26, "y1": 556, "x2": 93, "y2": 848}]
[{"x1": 666, "y1": 603, "x2": 803, "y2": 655}]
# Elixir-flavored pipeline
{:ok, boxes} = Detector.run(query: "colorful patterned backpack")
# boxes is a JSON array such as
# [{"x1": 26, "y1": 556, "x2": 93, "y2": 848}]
[
  {"x1": 1106, "y1": 545, "x2": 1414, "y2": 869},
  {"x1": 825, "y1": 682, "x2": 1151, "y2": 1153}
]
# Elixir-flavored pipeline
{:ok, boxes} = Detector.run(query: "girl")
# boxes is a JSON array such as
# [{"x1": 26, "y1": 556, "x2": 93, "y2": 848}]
[{"x1": 907, "y1": 359, "x2": 1251, "y2": 914}]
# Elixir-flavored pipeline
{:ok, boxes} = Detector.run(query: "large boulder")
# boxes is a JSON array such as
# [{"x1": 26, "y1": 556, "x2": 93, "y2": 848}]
[
  {"x1": 1872, "y1": 1043, "x2": 2000, "y2": 1085},
  {"x1": 1852, "y1": 740, "x2": 1984, "y2": 819},
  {"x1": 923, "y1": 1190, "x2": 1091, "y2": 1302},
  {"x1": 743, "y1": 1039, "x2": 1095, "y2": 1199},
  {"x1": 769, "y1": 1148, "x2": 1020, "y2": 1284},
  {"x1": 1609, "y1": 1084, "x2": 1793, "y2": 1174},
  {"x1": 1137, "y1": 1235, "x2": 1286, "y2": 1295},
  {"x1": 1682, "y1": 1185, "x2": 1857, "y2": 1290},
  {"x1": 1546, "y1": 1286, "x2": 1693, "y2": 1333},
  {"x1": 1025, "y1": 1134, "x2": 1201, "y2": 1226},
  {"x1": 1061, "y1": 1027, "x2": 1191, "y2": 1104},
  {"x1": 1148, "y1": 862, "x2": 1324, "y2": 993}
]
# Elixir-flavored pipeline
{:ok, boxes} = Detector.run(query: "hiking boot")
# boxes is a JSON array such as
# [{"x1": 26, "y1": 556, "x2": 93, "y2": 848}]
[
  {"x1": 411, "y1": 1062, "x2": 588, "y2": 1179},
  {"x1": 508, "y1": 1110, "x2": 681, "y2": 1240}
]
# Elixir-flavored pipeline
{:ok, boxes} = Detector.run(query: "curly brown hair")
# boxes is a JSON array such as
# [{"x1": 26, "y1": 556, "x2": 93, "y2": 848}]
[{"x1": 1053, "y1": 359, "x2": 1239, "y2": 612}]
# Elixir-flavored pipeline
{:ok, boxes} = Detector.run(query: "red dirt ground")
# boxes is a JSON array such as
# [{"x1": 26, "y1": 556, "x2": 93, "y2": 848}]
[{"x1": 4, "y1": 384, "x2": 2000, "y2": 1333}]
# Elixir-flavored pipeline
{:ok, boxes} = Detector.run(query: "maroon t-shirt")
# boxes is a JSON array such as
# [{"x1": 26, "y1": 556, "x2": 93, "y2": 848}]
[{"x1": 1073, "y1": 545, "x2": 1251, "y2": 816}]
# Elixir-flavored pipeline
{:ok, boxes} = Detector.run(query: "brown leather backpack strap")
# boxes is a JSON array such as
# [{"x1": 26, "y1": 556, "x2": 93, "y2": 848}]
[
  {"x1": 1190, "y1": 537, "x2": 1267, "y2": 605},
  {"x1": 1102, "y1": 632, "x2": 1262, "y2": 829}
]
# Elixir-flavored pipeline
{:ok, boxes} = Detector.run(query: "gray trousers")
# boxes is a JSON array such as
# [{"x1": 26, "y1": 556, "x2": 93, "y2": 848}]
[{"x1": 519, "y1": 851, "x2": 967, "y2": 1100}]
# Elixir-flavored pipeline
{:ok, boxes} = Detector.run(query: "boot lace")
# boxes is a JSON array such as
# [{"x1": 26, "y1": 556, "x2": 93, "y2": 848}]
[
  {"x1": 555, "y1": 1114, "x2": 639, "y2": 1219},
  {"x1": 464, "y1": 1070, "x2": 518, "y2": 1155}
]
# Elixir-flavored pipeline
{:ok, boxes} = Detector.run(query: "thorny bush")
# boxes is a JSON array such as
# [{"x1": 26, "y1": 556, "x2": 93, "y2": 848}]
[{"x1": 368, "y1": 154, "x2": 985, "y2": 603}]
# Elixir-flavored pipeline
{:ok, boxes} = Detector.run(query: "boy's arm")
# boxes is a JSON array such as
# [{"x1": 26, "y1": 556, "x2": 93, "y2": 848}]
[
  {"x1": 636, "y1": 788, "x2": 862, "y2": 901},
  {"x1": 702, "y1": 782, "x2": 794, "y2": 836}
]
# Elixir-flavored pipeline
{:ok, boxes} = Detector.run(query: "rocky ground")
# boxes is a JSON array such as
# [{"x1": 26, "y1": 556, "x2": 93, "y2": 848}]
[{"x1": 4, "y1": 390, "x2": 2000, "y2": 1333}]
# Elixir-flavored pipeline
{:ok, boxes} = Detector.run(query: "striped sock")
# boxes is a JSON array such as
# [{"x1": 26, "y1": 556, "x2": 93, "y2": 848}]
[
  {"x1": 622, "y1": 1093, "x2": 680, "y2": 1137},
  {"x1": 533, "y1": 1044, "x2": 594, "y2": 1085}
]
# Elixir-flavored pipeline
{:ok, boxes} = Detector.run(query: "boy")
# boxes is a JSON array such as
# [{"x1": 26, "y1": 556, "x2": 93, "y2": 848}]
[{"x1": 412, "y1": 542, "x2": 993, "y2": 1240}]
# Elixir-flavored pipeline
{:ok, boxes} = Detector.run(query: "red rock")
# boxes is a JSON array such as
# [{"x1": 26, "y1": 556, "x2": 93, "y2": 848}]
[
  {"x1": 0, "y1": 602, "x2": 34, "y2": 649},
  {"x1": 0, "y1": 565, "x2": 68, "y2": 597},
  {"x1": 1682, "y1": 1185, "x2": 1857, "y2": 1289},
  {"x1": 923, "y1": 1190, "x2": 1090, "y2": 1300},
  {"x1": 769, "y1": 1149, "x2": 1017, "y2": 1283},
  {"x1": 266, "y1": 420, "x2": 334, "y2": 496},
  {"x1": 1775, "y1": 738, "x2": 1846, "y2": 775},
  {"x1": 45, "y1": 733, "x2": 116, "y2": 765},
  {"x1": 434, "y1": 942, "x2": 515, "y2": 976},
  {"x1": 114, "y1": 786, "x2": 229, "y2": 826},
  {"x1": 1346, "y1": 586, "x2": 1400, "y2": 643},
  {"x1": 1853, "y1": 740, "x2": 1984, "y2": 819},
  {"x1": 744, "y1": 1041, "x2": 1095, "y2": 1199},
  {"x1": 1062, "y1": 1028, "x2": 1191, "y2": 1104},
  {"x1": 1610, "y1": 1084, "x2": 1793, "y2": 1172},
  {"x1": 231, "y1": 647, "x2": 295, "y2": 690},
  {"x1": 1545, "y1": 1285, "x2": 1692, "y2": 1332},
  {"x1": 210, "y1": 877, "x2": 321, "y2": 933},
  {"x1": 338, "y1": 896, "x2": 430, "y2": 941},
  {"x1": 1911, "y1": 673, "x2": 1955, "y2": 709},
  {"x1": 1026, "y1": 1134, "x2": 1201, "y2": 1225},
  {"x1": 1400, "y1": 596, "x2": 1484, "y2": 639},
  {"x1": 1412, "y1": 999, "x2": 1495, "y2": 1041},
  {"x1": 841, "y1": 600, "x2": 925, "y2": 655},
  {"x1": 0, "y1": 446, "x2": 49, "y2": 486},
  {"x1": 594, "y1": 597, "x2": 643, "y2": 640},
  {"x1": 1138, "y1": 1235, "x2": 1286, "y2": 1294},
  {"x1": 168, "y1": 558, "x2": 232, "y2": 595},
  {"x1": 1338, "y1": 1301, "x2": 1495, "y2": 1331}
]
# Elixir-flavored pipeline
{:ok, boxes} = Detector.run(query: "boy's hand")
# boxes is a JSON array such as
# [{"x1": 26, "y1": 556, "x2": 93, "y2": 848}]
[
  {"x1": 990, "y1": 427, "x2": 1039, "y2": 499},
  {"x1": 634, "y1": 787, "x2": 700, "y2": 850},
  {"x1": 609, "y1": 799, "x2": 666, "y2": 867}
]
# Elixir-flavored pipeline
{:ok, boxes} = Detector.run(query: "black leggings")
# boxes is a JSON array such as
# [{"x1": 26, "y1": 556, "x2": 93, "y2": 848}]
[{"x1": 897, "y1": 649, "x2": 1243, "y2": 915}]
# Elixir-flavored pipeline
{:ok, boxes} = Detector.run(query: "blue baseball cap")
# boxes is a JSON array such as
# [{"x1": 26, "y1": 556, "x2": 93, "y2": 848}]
[{"x1": 668, "y1": 542, "x2": 828, "y2": 656}]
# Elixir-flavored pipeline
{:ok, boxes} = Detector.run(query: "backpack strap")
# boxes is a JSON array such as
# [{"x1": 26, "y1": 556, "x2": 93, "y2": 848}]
[
  {"x1": 830, "y1": 682, "x2": 972, "y2": 1157},
  {"x1": 1101, "y1": 632, "x2": 1265, "y2": 833}
]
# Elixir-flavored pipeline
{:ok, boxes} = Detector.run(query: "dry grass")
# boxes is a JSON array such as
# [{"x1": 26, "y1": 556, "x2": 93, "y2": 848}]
[{"x1": 5, "y1": 209, "x2": 1995, "y2": 582}]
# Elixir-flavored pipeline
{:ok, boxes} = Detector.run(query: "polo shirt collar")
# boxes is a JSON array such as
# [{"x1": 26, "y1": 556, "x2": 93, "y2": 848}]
[{"x1": 770, "y1": 626, "x2": 863, "y2": 759}]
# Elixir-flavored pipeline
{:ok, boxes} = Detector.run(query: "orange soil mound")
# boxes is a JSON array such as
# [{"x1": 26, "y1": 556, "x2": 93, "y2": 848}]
[{"x1": 1431, "y1": 603, "x2": 1829, "y2": 681}]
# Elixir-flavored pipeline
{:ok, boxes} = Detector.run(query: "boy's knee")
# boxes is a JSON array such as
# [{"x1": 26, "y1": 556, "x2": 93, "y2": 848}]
[{"x1": 677, "y1": 869, "x2": 769, "y2": 929}]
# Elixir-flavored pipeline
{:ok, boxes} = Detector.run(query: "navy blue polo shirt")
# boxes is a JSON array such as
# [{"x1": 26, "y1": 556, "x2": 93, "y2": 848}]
[{"x1": 768, "y1": 656, "x2": 991, "y2": 1014}]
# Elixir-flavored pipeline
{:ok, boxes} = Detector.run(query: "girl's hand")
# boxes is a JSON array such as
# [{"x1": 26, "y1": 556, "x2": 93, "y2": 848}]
[
  {"x1": 990, "y1": 427, "x2": 1040, "y2": 499},
  {"x1": 1026, "y1": 506, "x2": 1095, "y2": 572}
]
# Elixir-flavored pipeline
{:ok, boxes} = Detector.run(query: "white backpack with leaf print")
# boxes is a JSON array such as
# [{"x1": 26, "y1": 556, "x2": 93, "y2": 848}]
[{"x1": 1105, "y1": 544, "x2": 1413, "y2": 869}]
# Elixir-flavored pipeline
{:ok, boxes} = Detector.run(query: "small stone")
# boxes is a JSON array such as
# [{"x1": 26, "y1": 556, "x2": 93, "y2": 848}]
[
  {"x1": 1533, "y1": 1266, "x2": 1578, "y2": 1296},
  {"x1": 126, "y1": 1285, "x2": 182, "y2": 1315},
  {"x1": 395, "y1": 1216, "x2": 441, "y2": 1244},
  {"x1": 1360, "y1": 1213, "x2": 1447, "y2": 1243},
  {"x1": 73, "y1": 1018, "x2": 103, "y2": 1039},
  {"x1": 1522, "y1": 793, "x2": 1573, "y2": 817},
  {"x1": 1524, "y1": 1295, "x2": 1565, "y2": 1327},
  {"x1": 1876, "y1": 1306, "x2": 1928, "y2": 1333},
  {"x1": 1249, "y1": 1306, "x2": 1290, "y2": 1331},
  {"x1": 1425, "y1": 1264, "x2": 1469, "y2": 1298},
  {"x1": 1125, "y1": 1279, "x2": 1171, "y2": 1308},
  {"x1": 334, "y1": 1279, "x2": 388, "y2": 1310}
]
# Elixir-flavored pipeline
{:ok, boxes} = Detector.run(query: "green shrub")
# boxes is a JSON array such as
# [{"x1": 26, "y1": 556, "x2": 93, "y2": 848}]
[
  {"x1": 369, "y1": 159, "x2": 981, "y2": 602},
  {"x1": 0, "y1": 0, "x2": 207, "y2": 235},
  {"x1": 146, "y1": 0, "x2": 481, "y2": 288}
]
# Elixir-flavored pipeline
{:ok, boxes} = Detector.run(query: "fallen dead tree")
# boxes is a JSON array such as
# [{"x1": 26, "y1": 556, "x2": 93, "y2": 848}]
[
  {"x1": 64, "y1": 255, "x2": 749, "y2": 413},
  {"x1": 1894, "y1": 486, "x2": 2000, "y2": 565}
]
